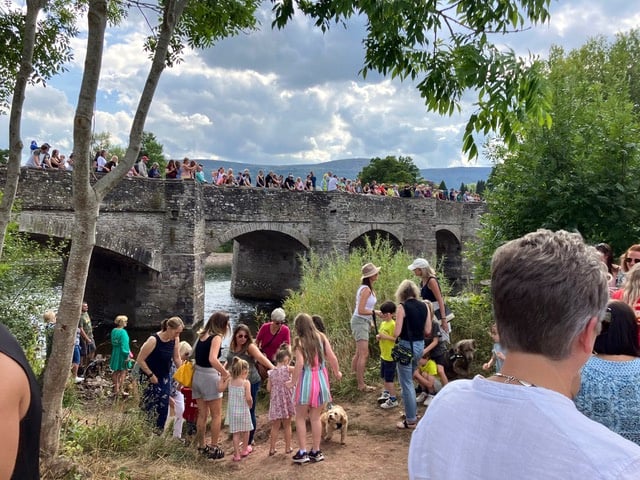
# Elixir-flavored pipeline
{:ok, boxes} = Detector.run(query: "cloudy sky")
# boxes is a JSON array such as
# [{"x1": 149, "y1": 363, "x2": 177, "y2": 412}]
[{"x1": 3, "y1": 1, "x2": 640, "y2": 168}]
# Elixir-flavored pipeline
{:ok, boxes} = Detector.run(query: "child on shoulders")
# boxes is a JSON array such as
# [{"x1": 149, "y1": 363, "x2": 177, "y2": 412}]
[{"x1": 375, "y1": 301, "x2": 399, "y2": 409}]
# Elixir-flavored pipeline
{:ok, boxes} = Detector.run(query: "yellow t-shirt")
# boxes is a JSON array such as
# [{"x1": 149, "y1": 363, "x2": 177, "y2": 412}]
[
  {"x1": 379, "y1": 319, "x2": 396, "y2": 361},
  {"x1": 419, "y1": 359, "x2": 438, "y2": 376}
]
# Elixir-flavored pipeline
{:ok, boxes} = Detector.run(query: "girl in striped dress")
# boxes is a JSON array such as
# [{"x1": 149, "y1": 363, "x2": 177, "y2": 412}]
[
  {"x1": 290, "y1": 313, "x2": 342, "y2": 464},
  {"x1": 220, "y1": 357, "x2": 253, "y2": 461}
]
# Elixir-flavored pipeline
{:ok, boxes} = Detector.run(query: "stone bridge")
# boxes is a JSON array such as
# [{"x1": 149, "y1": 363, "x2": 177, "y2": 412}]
[{"x1": 5, "y1": 169, "x2": 485, "y2": 328}]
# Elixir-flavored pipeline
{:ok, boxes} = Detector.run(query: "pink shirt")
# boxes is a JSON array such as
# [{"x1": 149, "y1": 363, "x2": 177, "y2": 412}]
[{"x1": 255, "y1": 322, "x2": 290, "y2": 361}]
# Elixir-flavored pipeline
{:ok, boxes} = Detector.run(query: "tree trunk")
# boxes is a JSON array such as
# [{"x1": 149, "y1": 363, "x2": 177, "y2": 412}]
[
  {"x1": 0, "y1": 0, "x2": 47, "y2": 258},
  {"x1": 40, "y1": 0, "x2": 189, "y2": 459},
  {"x1": 40, "y1": 0, "x2": 107, "y2": 459}
]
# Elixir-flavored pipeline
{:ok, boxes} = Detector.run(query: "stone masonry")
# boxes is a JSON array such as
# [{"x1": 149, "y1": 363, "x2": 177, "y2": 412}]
[{"x1": 3, "y1": 168, "x2": 485, "y2": 328}]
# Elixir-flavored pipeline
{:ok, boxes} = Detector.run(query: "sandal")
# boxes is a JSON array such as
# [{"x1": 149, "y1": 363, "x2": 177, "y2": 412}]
[
  {"x1": 241, "y1": 445, "x2": 253, "y2": 457},
  {"x1": 202, "y1": 444, "x2": 225, "y2": 460},
  {"x1": 269, "y1": 449, "x2": 276, "y2": 456},
  {"x1": 358, "y1": 385, "x2": 376, "y2": 392},
  {"x1": 232, "y1": 455, "x2": 242, "y2": 462},
  {"x1": 396, "y1": 419, "x2": 417, "y2": 429},
  {"x1": 285, "y1": 448, "x2": 293, "y2": 454}
]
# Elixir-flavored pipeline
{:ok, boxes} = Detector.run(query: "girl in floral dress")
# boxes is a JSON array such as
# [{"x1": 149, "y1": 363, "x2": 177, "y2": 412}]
[
  {"x1": 220, "y1": 357, "x2": 253, "y2": 462},
  {"x1": 267, "y1": 344, "x2": 296, "y2": 456}
]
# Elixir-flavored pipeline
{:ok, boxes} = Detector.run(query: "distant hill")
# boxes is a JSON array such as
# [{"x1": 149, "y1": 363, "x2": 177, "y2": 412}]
[
  {"x1": 195, "y1": 158, "x2": 491, "y2": 188},
  {"x1": 420, "y1": 166, "x2": 492, "y2": 189}
]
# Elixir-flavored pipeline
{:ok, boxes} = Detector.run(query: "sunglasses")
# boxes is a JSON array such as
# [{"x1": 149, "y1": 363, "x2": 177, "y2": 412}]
[
  {"x1": 625, "y1": 257, "x2": 640, "y2": 264},
  {"x1": 236, "y1": 334, "x2": 248, "y2": 338}
]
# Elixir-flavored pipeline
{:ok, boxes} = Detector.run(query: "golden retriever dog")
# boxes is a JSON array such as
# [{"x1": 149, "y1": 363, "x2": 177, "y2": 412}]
[{"x1": 321, "y1": 404, "x2": 348, "y2": 444}]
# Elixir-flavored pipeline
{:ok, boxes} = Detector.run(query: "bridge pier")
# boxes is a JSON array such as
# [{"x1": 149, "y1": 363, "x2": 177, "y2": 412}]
[{"x1": 230, "y1": 232, "x2": 308, "y2": 300}]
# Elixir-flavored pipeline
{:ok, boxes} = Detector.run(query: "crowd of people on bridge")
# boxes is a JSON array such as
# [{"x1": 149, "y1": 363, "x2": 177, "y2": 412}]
[{"x1": 23, "y1": 141, "x2": 483, "y2": 202}]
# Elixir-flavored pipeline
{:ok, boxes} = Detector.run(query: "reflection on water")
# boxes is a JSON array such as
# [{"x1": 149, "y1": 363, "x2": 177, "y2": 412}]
[
  {"x1": 96, "y1": 265, "x2": 279, "y2": 357},
  {"x1": 204, "y1": 264, "x2": 278, "y2": 330},
  {"x1": 203, "y1": 264, "x2": 279, "y2": 355}
]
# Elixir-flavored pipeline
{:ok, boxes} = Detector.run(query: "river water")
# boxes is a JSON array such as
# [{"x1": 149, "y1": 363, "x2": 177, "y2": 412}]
[{"x1": 94, "y1": 264, "x2": 279, "y2": 356}]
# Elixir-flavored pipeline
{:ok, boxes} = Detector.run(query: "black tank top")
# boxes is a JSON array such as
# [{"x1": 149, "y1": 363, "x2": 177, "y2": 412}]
[
  {"x1": 400, "y1": 298, "x2": 428, "y2": 342},
  {"x1": 145, "y1": 333, "x2": 175, "y2": 380},
  {"x1": 421, "y1": 276, "x2": 439, "y2": 302},
  {"x1": 0, "y1": 323, "x2": 41, "y2": 479},
  {"x1": 195, "y1": 334, "x2": 220, "y2": 367}
]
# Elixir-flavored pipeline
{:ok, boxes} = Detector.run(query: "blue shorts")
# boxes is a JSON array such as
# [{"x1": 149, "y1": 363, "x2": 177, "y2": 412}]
[
  {"x1": 72, "y1": 345, "x2": 81, "y2": 365},
  {"x1": 380, "y1": 359, "x2": 396, "y2": 383}
]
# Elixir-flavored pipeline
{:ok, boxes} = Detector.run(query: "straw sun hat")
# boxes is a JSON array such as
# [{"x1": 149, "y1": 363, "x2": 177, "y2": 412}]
[{"x1": 361, "y1": 263, "x2": 381, "y2": 280}]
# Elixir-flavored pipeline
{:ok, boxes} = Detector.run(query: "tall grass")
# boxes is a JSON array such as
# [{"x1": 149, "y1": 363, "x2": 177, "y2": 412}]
[
  {"x1": 284, "y1": 238, "x2": 412, "y2": 396},
  {"x1": 448, "y1": 290, "x2": 494, "y2": 375},
  {"x1": 283, "y1": 237, "x2": 495, "y2": 396}
]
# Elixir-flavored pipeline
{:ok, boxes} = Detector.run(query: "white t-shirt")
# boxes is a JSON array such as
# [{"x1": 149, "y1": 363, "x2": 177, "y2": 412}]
[
  {"x1": 96, "y1": 155, "x2": 107, "y2": 172},
  {"x1": 327, "y1": 176, "x2": 338, "y2": 191},
  {"x1": 408, "y1": 375, "x2": 640, "y2": 480}
]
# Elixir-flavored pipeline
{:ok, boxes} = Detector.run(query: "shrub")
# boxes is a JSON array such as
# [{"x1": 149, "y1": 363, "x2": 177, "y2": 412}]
[{"x1": 448, "y1": 290, "x2": 494, "y2": 375}]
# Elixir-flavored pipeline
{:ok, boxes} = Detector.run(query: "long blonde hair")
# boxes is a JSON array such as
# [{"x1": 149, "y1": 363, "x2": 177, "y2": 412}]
[{"x1": 293, "y1": 313, "x2": 324, "y2": 366}]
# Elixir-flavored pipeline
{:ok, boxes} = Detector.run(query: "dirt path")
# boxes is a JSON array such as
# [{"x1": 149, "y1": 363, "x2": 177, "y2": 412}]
[
  {"x1": 228, "y1": 393, "x2": 413, "y2": 480},
  {"x1": 62, "y1": 386, "x2": 415, "y2": 479}
]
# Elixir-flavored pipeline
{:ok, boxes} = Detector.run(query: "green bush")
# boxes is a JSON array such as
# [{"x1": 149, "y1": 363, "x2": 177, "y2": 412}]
[
  {"x1": 282, "y1": 236, "x2": 494, "y2": 394},
  {"x1": 0, "y1": 223, "x2": 64, "y2": 370},
  {"x1": 61, "y1": 410, "x2": 149, "y2": 455},
  {"x1": 283, "y1": 237, "x2": 463, "y2": 396},
  {"x1": 448, "y1": 291, "x2": 494, "y2": 376}
]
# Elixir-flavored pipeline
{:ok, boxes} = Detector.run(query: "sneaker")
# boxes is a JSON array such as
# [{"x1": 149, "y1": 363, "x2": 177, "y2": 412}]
[
  {"x1": 377, "y1": 391, "x2": 390, "y2": 404},
  {"x1": 292, "y1": 450, "x2": 310, "y2": 464},
  {"x1": 380, "y1": 398, "x2": 399, "y2": 409},
  {"x1": 423, "y1": 394, "x2": 435, "y2": 406},
  {"x1": 308, "y1": 450, "x2": 325, "y2": 462},
  {"x1": 416, "y1": 391, "x2": 427, "y2": 403},
  {"x1": 74, "y1": 376, "x2": 84, "y2": 384}
]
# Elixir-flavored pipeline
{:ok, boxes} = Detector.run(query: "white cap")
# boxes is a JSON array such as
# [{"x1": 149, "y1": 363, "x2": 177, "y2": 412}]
[{"x1": 408, "y1": 258, "x2": 430, "y2": 271}]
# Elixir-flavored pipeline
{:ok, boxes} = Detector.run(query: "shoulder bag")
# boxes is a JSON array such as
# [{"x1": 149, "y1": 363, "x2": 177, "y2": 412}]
[{"x1": 391, "y1": 302, "x2": 415, "y2": 366}]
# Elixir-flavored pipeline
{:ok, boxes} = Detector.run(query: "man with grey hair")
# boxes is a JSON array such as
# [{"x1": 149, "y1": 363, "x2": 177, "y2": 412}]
[{"x1": 409, "y1": 229, "x2": 640, "y2": 479}]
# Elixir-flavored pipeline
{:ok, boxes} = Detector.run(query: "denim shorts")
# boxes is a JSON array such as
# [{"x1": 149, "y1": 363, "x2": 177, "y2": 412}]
[
  {"x1": 72, "y1": 345, "x2": 81, "y2": 365},
  {"x1": 380, "y1": 359, "x2": 396, "y2": 382}
]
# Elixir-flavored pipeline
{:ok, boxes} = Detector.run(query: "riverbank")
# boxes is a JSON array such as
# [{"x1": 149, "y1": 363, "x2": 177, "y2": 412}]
[{"x1": 49, "y1": 383, "x2": 413, "y2": 480}]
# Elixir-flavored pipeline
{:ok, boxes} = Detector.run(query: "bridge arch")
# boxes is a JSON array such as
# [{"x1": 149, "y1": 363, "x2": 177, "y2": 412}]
[
  {"x1": 18, "y1": 212, "x2": 160, "y2": 270},
  {"x1": 211, "y1": 222, "x2": 310, "y2": 253},
  {"x1": 436, "y1": 228, "x2": 463, "y2": 290},
  {"x1": 348, "y1": 224, "x2": 403, "y2": 251}
]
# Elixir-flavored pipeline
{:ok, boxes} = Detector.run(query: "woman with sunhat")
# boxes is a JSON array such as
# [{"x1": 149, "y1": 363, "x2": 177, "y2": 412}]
[{"x1": 351, "y1": 262, "x2": 380, "y2": 392}]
